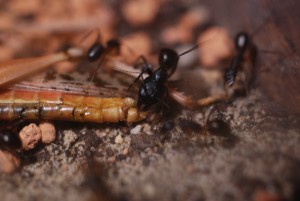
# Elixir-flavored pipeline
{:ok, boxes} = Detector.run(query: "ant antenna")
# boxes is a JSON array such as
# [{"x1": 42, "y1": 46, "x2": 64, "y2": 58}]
[
  {"x1": 179, "y1": 44, "x2": 199, "y2": 57},
  {"x1": 77, "y1": 29, "x2": 101, "y2": 45},
  {"x1": 178, "y1": 28, "x2": 221, "y2": 57}
]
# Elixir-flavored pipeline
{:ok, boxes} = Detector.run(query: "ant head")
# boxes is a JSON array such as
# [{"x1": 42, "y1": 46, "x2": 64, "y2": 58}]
[
  {"x1": 0, "y1": 130, "x2": 21, "y2": 151},
  {"x1": 87, "y1": 43, "x2": 105, "y2": 62},
  {"x1": 159, "y1": 48, "x2": 179, "y2": 75},
  {"x1": 234, "y1": 32, "x2": 249, "y2": 53}
]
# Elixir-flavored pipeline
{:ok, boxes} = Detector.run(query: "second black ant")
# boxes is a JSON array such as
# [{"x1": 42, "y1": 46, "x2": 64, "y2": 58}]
[
  {"x1": 224, "y1": 32, "x2": 257, "y2": 88},
  {"x1": 223, "y1": 16, "x2": 282, "y2": 92}
]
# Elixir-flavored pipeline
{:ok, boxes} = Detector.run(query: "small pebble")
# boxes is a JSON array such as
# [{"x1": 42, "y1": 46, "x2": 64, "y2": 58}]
[
  {"x1": 121, "y1": 0, "x2": 161, "y2": 26},
  {"x1": 198, "y1": 27, "x2": 234, "y2": 67},
  {"x1": 107, "y1": 156, "x2": 116, "y2": 163},
  {"x1": 63, "y1": 130, "x2": 78, "y2": 149},
  {"x1": 122, "y1": 147, "x2": 129, "y2": 155},
  {"x1": 39, "y1": 122, "x2": 56, "y2": 144},
  {"x1": 0, "y1": 150, "x2": 20, "y2": 174},
  {"x1": 143, "y1": 124, "x2": 152, "y2": 135},
  {"x1": 19, "y1": 123, "x2": 42, "y2": 150},
  {"x1": 121, "y1": 32, "x2": 152, "y2": 64},
  {"x1": 130, "y1": 125, "x2": 142, "y2": 135},
  {"x1": 115, "y1": 134, "x2": 124, "y2": 144},
  {"x1": 54, "y1": 61, "x2": 77, "y2": 74},
  {"x1": 179, "y1": 6, "x2": 210, "y2": 30},
  {"x1": 252, "y1": 189, "x2": 283, "y2": 201},
  {"x1": 160, "y1": 25, "x2": 193, "y2": 44}
]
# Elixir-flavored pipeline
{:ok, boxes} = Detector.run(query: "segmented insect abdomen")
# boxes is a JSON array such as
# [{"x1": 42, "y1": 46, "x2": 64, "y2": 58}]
[{"x1": 0, "y1": 90, "x2": 146, "y2": 123}]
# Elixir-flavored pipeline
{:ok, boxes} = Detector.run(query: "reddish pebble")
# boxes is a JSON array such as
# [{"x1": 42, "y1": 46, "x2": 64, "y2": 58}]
[
  {"x1": 252, "y1": 189, "x2": 283, "y2": 201},
  {"x1": 161, "y1": 25, "x2": 194, "y2": 44},
  {"x1": 0, "y1": 150, "x2": 20, "y2": 174},
  {"x1": 121, "y1": 0, "x2": 161, "y2": 26},
  {"x1": 198, "y1": 27, "x2": 234, "y2": 68},
  {"x1": 121, "y1": 32, "x2": 152, "y2": 64},
  {"x1": 179, "y1": 7, "x2": 210, "y2": 30},
  {"x1": 19, "y1": 123, "x2": 42, "y2": 150},
  {"x1": 39, "y1": 122, "x2": 56, "y2": 144},
  {"x1": 54, "y1": 61, "x2": 77, "y2": 74}
]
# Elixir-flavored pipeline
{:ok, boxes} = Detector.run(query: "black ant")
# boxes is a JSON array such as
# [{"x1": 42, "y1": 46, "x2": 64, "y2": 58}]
[
  {"x1": 223, "y1": 15, "x2": 283, "y2": 90},
  {"x1": 87, "y1": 37, "x2": 121, "y2": 63},
  {"x1": 130, "y1": 45, "x2": 199, "y2": 111},
  {"x1": 74, "y1": 30, "x2": 121, "y2": 81},
  {"x1": 127, "y1": 37, "x2": 236, "y2": 112},
  {"x1": 78, "y1": 30, "x2": 122, "y2": 81},
  {"x1": 224, "y1": 32, "x2": 257, "y2": 88}
]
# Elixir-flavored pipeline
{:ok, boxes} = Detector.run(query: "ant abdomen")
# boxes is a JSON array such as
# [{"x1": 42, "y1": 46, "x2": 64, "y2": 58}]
[{"x1": 87, "y1": 43, "x2": 105, "y2": 62}]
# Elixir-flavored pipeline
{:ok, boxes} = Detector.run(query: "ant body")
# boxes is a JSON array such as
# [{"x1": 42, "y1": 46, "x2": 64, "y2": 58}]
[
  {"x1": 131, "y1": 46, "x2": 199, "y2": 111},
  {"x1": 87, "y1": 38, "x2": 121, "y2": 63},
  {"x1": 79, "y1": 31, "x2": 122, "y2": 81},
  {"x1": 224, "y1": 32, "x2": 257, "y2": 87}
]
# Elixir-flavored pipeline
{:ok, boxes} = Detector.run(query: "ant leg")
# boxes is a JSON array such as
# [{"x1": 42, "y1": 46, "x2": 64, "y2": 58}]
[
  {"x1": 168, "y1": 88, "x2": 196, "y2": 108},
  {"x1": 134, "y1": 56, "x2": 152, "y2": 70},
  {"x1": 205, "y1": 105, "x2": 226, "y2": 125},
  {"x1": 197, "y1": 93, "x2": 230, "y2": 107},
  {"x1": 88, "y1": 56, "x2": 105, "y2": 82},
  {"x1": 128, "y1": 56, "x2": 153, "y2": 91}
]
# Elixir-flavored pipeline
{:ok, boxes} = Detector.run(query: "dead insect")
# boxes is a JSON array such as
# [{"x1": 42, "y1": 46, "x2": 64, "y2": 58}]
[{"x1": 0, "y1": 88, "x2": 146, "y2": 123}]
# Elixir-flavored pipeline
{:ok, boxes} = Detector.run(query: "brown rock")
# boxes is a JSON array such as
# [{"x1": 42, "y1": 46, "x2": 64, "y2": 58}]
[
  {"x1": 198, "y1": 27, "x2": 234, "y2": 68},
  {"x1": 39, "y1": 122, "x2": 56, "y2": 144},
  {"x1": 19, "y1": 123, "x2": 42, "y2": 150},
  {"x1": 0, "y1": 150, "x2": 21, "y2": 174}
]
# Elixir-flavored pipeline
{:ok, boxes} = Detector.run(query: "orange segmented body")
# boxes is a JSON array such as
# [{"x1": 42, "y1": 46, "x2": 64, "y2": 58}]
[{"x1": 0, "y1": 89, "x2": 146, "y2": 123}]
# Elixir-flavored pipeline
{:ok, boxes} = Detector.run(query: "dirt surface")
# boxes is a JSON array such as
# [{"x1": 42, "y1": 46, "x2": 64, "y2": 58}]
[{"x1": 0, "y1": 1, "x2": 300, "y2": 201}]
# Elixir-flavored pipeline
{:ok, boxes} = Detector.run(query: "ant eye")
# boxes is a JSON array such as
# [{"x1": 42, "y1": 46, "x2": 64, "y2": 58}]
[{"x1": 87, "y1": 43, "x2": 105, "y2": 62}]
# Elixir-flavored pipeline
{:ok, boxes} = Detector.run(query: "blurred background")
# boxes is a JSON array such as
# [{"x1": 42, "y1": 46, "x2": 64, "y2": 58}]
[{"x1": 0, "y1": 1, "x2": 299, "y2": 201}]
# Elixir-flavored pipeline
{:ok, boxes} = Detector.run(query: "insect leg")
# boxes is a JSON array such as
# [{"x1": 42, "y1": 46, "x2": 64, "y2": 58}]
[{"x1": 128, "y1": 56, "x2": 153, "y2": 91}]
